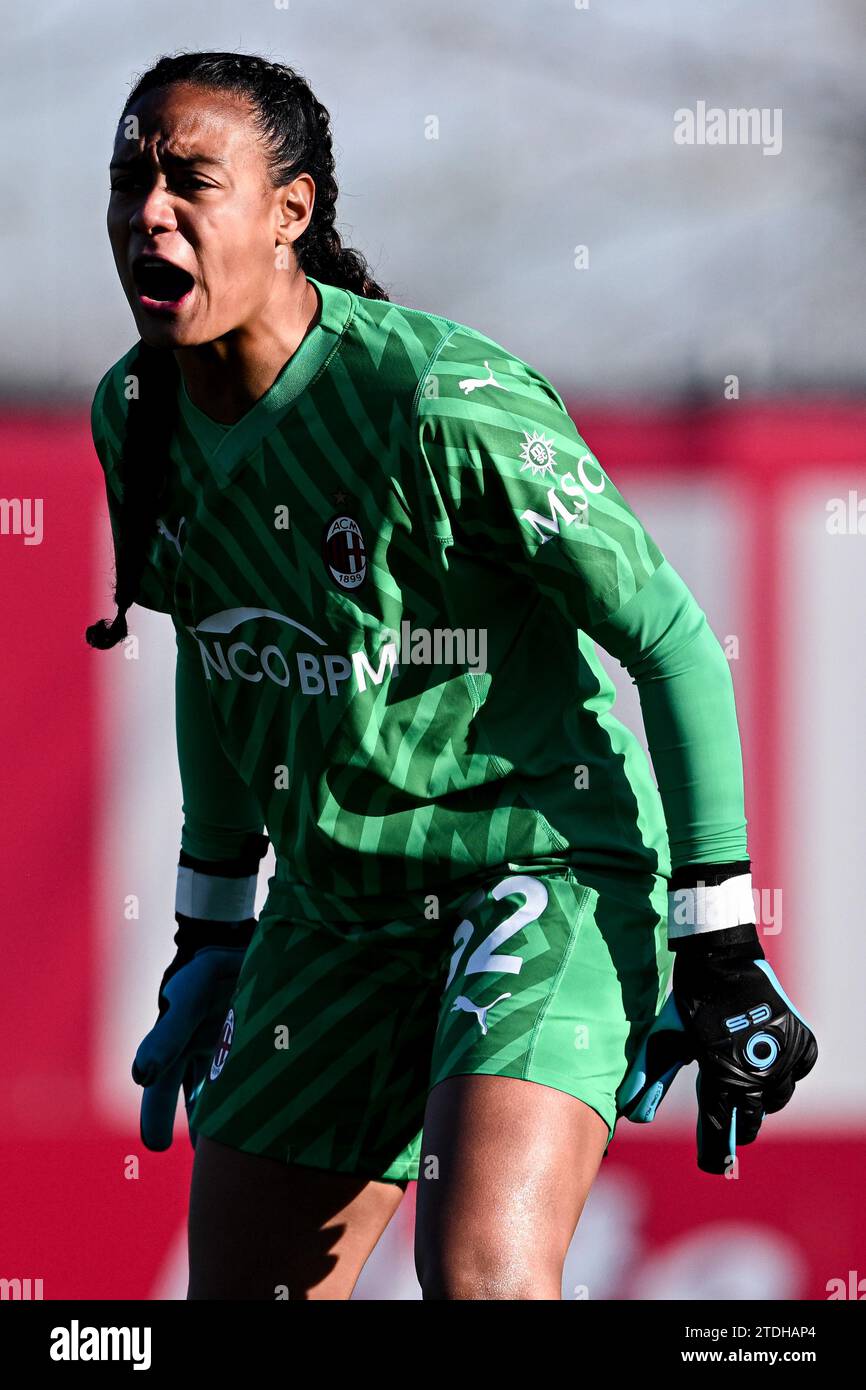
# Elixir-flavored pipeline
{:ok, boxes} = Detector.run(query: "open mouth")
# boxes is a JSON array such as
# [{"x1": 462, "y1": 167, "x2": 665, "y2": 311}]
[{"x1": 132, "y1": 257, "x2": 196, "y2": 307}]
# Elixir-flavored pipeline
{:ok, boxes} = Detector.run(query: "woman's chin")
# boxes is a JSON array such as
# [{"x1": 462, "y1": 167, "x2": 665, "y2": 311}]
[{"x1": 130, "y1": 286, "x2": 204, "y2": 347}]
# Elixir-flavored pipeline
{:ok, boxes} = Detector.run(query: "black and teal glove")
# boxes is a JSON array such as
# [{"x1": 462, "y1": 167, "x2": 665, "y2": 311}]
[
  {"x1": 619, "y1": 864, "x2": 818, "y2": 1173},
  {"x1": 131, "y1": 833, "x2": 268, "y2": 1151}
]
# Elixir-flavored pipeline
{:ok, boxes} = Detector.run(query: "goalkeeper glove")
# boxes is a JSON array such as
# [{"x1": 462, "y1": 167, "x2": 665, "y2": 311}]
[
  {"x1": 618, "y1": 861, "x2": 818, "y2": 1174},
  {"x1": 131, "y1": 832, "x2": 268, "y2": 1151}
]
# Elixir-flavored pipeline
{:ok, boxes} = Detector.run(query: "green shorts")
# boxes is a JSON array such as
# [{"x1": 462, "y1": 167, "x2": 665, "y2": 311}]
[{"x1": 191, "y1": 862, "x2": 674, "y2": 1183}]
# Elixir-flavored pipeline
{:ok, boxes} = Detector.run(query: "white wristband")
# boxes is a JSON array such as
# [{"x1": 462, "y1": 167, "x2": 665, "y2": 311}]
[
  {"x1": 175, "y1": 866, "x2": 258, "y2": 922},
  {"x1": 667, "y1": 872, "x2": 756, "y2": 941}
]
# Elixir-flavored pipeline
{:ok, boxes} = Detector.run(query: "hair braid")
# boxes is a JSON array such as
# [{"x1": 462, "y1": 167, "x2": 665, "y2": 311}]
[
  {"x1": 86, "y1": 343, "x2": 179, "y2": 648},
  {"x1": 290, "y1": 86, "x2": 384, "y2": 298}
]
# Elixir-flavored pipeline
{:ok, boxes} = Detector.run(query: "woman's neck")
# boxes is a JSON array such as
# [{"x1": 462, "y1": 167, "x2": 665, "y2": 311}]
[{"x1": 174, "y1": 275, "x2": 322, "y2": 425}]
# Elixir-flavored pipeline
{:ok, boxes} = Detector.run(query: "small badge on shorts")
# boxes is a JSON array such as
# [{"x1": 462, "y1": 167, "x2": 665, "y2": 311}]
[
  {"x1": 210, "y1": 1008, "x2": 235, "y2": 1081},
  {"x1": 323, "y1": 514, "x2": 367, "y2": 590}
]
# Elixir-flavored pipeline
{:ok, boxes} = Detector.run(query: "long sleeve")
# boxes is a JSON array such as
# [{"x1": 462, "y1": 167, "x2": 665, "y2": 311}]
[
  {"x1": 92, "y1": 362, "x2": 268, "y2": 916},
  {"x1": 587, "y1": 560, "x2": 747, "y2": 870},
  {"x1": 413, "y1": 328, "x2": 749, "y2": 873},
  {"x1": 175, "y1": 621, "x2": 266, "y2": 863}
]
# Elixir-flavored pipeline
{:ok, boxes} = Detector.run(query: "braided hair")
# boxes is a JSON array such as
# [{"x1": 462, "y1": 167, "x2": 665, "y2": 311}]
[{"x1": 87, "y1": 51, "x2": 389, "y2": 650}]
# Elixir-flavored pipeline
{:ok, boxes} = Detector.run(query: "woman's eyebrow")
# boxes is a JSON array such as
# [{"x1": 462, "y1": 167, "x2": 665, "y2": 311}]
[{"x1": 109, "y1": 151, "x2": 229, "y2": 170}]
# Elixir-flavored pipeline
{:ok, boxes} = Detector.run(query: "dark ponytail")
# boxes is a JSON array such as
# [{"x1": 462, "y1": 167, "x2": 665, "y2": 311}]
[{"x1": 87, "y1": 50, "x2": 388, "y2": 650}]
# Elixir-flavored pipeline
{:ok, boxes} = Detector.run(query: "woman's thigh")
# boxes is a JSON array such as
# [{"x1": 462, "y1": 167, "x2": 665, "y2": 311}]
[
  {"x1": 184, "y1": 912, "x2": 444, "y2": 1299},
  {"x1": 187, "y1": 1134, "x2": 405, "y2": 1300},
  {"x1": 414, "y1": 863, "x2": 672, "y2": 1299},
  {"x1": 414, "y1": 1074, "x2": 608, "y2": 1300}
]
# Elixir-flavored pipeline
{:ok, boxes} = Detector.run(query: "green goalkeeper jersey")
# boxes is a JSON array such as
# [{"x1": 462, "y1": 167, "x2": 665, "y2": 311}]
[{"x1": 91, "y1": 275, "x2": 749, "y2": 924}]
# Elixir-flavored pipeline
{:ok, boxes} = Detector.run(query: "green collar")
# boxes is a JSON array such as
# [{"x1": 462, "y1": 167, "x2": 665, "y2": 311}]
[
  {"x1": 177, "y1": 380, "x2": 231, "y2": 463},
  {"x1": 175, "y1": 275, "x2": 354, "y2": 485}
]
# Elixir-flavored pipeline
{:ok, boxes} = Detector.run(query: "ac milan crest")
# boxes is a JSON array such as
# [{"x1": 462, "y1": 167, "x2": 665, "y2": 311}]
[
  {"x1": 322, "y1": 514, "x2": 367, "y2": 590},
  {"x1": 210, "y1": 1007, "x2": 235, "y2": 1081}
]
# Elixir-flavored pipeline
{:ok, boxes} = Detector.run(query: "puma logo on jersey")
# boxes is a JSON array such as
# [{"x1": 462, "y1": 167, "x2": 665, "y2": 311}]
[
  {"x1": 458, "y1": 361, "x2": 506, "y2": 396},
  {"x1": 156, "y1": 515, "x2": 186, "y2": 556},
  {"x1": 451, "y1": 992, "x2": 512, "y2": 1034}
]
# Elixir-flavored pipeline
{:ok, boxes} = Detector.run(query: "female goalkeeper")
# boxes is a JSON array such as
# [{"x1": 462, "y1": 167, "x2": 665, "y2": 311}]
[{"x1": 88, "y1": 51, "x2": 816, "y2": 1300}]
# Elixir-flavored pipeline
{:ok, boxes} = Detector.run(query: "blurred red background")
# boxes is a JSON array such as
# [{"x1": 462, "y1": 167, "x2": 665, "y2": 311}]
[{"x1": 2, "y1": 403, "x2": 864, "y2": 1299}]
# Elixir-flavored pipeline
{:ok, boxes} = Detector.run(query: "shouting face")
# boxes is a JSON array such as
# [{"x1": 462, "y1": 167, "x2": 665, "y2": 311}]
[{"x1": 107, "y1": 81, "x2": 313, "y2": 348}]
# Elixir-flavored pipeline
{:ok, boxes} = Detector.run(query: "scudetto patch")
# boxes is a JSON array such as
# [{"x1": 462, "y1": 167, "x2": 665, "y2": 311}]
[{"x1": 322, "y1": 514, "x2": 367, "y2": 591}]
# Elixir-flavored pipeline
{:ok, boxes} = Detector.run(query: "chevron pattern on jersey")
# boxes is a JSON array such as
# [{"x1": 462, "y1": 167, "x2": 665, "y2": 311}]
[{"x1": 91, "y1": 276, "x2": 673, "y2": 923}]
